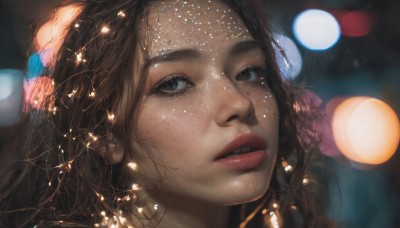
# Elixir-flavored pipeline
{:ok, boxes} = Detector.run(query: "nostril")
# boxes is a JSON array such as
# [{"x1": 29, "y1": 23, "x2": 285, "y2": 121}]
[{"x1": 227, "y1": 114, "x2": 240, "y2": 122}]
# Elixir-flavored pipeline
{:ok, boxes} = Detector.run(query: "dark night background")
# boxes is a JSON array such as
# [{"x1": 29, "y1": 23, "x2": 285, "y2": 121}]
[{"x1": 1, "y1": 0, "x2": 399, "y2": 227}]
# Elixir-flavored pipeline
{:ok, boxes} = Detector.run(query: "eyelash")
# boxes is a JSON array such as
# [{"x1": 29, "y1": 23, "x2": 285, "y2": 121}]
[
  {"x1": 152, "y1": 66, "x2": 268, "y2": 97},
  {"x1": 153, "y1": 75, "x2": 194, "y2": 97},
  {"x1": 236, "y1": 66, "x2": 268, "y2": 84}
]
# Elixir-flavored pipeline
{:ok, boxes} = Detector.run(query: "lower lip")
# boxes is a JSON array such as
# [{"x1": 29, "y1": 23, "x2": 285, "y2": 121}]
[{"x1": 216, "y1": 150, "x2": 266, "y2": 170}]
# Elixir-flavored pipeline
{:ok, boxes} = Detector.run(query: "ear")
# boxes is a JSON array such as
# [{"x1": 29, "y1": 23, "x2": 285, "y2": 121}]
[{"x1": 94, "y1": 132, "x2": 124, "y2": 165}]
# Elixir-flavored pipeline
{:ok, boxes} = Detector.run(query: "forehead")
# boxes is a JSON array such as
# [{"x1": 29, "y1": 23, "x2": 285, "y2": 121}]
[{"x1": 146, "y1": 0, "x2": 251, "y2": 56}]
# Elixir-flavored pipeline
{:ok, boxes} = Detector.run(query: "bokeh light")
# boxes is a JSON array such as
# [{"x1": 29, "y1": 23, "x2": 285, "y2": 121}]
[
  {"x1": 24, "y1": 76, "x2": 54, "y2": 111},
  {"x1": 274, "y1": 34, "x2": 303, "y2": 80},
  {"x1": 27, "y1": 52, "x2": 45, "y2": 79},
  {"x1": 293, "y1": 9, "x2": 341, "y2": 51},
  {"x1": 332, "y1": 96, "x2": 400, "y2": 165},
  {"x1": 0, "y1": 74, "x2": 14, "y2": 101},
  {"x1": 0, "y1": 69, "x2": 24, "y2": 127},
  {"x1": 35, "y1": 5, "x2": 82, "y2": 66},
  {"x1": 333, "y1": 10, "x2": 373, "y2": 37}
]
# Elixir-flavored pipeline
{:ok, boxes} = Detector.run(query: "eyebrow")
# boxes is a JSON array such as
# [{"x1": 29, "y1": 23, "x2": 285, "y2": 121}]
[
  {"x1": 145, "y1": 40, "x2": 261, "y2": 68},
  {"x1": 229, "y1": 40, "x2": 262, "y2": 57},
  {"x1": 146, "y1": 49, "x2": 200, "y2": 67}
]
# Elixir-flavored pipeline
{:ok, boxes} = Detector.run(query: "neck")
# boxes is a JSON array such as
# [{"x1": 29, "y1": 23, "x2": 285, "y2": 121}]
[{"x1": 147, "y1": 191, "x2": 230, "y2": 228}]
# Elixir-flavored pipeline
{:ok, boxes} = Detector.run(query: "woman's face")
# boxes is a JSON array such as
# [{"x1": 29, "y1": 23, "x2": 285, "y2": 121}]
[{"x1": 132, "y1": 0, "x2": 279, "y2": 205}]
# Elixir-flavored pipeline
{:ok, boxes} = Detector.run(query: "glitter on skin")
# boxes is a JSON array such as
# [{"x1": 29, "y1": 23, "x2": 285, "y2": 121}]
[
  {"x1": 145, "y1": 0, "x2": 275, "y2": 128},
  {"x1": 149, "y1": 0, "x2": 249, "y2": 58}
]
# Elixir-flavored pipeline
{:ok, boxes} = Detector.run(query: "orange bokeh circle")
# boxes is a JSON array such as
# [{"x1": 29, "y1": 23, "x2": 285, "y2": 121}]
[{"x1": 332, "y1": 96, "x2": 400, "y2": 164}]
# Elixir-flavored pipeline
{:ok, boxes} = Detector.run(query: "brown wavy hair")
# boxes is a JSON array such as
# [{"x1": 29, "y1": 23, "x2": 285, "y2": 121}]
[{"x1": 0, "y1": 0, "x2": 334, "y2": 227}]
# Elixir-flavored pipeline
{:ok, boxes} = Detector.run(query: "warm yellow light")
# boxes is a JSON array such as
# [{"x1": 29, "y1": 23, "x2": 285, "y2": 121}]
[{"x1": 332, "y1": 96, "x2": 400, "y2": 165}]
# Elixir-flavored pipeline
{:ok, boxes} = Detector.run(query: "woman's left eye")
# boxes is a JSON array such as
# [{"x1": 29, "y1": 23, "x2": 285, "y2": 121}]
[{"x1": 235, "y1": 67, "x2": 267, "y2": 83}]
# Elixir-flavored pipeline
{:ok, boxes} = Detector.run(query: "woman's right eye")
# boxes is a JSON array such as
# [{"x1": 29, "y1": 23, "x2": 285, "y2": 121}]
[{"x1": 153, "y1": 75, "x2": 194, "y2": 97}]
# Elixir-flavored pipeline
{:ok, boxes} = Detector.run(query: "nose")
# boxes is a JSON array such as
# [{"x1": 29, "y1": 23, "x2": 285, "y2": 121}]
[{"x1": 212, "y1": 78, "x2": 255, "y2": 127}]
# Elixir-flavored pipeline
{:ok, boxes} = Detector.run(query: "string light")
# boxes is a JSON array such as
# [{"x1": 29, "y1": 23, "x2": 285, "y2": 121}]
[
  {"x1": 88, "y1": 132, "x2": 98, "y2": 141},
  {"x1": 95, "y1": 192, "x2": 105, "y2": 201},
  {"x1": 132, "y1": 183, "x2": 140, "y2": 191},
  {"x1": 67, "y1": 89, "x2": 77, "y2": 98},
  {"x1": 117, "y1": 10, "x2": 126, "y2": 18},
  {"x1": 281, "y1": 160, "x2": 293, "y2": 173},
  {"x1": 76, "y1": 52, "x2": 83, "y2": 62},
  {"x1": 89, "y1": 90, "x2": 96, "y2": 97},
  {"x1": 269, "y1": 211, "x2": 280, "y2": 228},
  {"x1": 100, "y1": 25, "x2": 111, "y2": 34},
  {"x1": 117, "y1": 195, "x2": 131, "y2": 202},
  {"x1": 127, "y1": 162, "x2": 138, "y2": 171},
  {"x1": 52, "y1": 106, "x2": 58, "y2": 115},
  {"x1": 107, "y1": 112, "x2": 115, "y2": 122},
  {"x1": 35, "y1": 2, "x2": 276, "y2": 227},
  {"x1": 75, "y1": 51, "x2": 86, "y2": 64},
  {"x1": 262, "y1": 209, "x2": 268, "y2": 215}
]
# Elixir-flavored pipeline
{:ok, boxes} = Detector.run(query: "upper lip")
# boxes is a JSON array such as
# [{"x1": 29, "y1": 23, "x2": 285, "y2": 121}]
[{"x1": 215, "y1": 132, "x2": 267, "y2": 160}]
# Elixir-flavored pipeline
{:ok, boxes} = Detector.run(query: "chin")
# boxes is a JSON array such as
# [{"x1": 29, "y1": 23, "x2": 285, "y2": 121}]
[{"x1": 217, "y1": 174, "x2": 271, "y2": 206}]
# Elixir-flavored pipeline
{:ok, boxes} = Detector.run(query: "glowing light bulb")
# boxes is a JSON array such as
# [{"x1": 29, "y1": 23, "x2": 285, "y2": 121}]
[
  {"x1": 101, "y1": 26, "x2": 111, "y2": 34},
  {"x1": 127, "y1": 162, "x2": 138, "y2": 171},
  {"x1": 332, "y1": 96, "x2": 400, "y2": 165}
]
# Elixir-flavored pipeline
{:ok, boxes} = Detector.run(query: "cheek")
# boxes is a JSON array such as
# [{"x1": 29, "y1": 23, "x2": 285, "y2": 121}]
[
  {"x1": 249, "y1": 89, "x2": 279, "y2": 120},
  {"x1": 134, "y1": 102, "x2": 208, "y2": 161}
]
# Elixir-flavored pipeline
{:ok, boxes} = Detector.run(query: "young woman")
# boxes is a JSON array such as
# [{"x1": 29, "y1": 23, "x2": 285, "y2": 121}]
[{"x1": 0, "y1": 0, "x2": 334, "y2": 227}]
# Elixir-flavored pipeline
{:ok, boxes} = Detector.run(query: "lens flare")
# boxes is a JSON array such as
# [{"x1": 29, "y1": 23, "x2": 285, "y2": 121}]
[{"x1": 332, "y1": 96, "x2": 400, "y2": 165}]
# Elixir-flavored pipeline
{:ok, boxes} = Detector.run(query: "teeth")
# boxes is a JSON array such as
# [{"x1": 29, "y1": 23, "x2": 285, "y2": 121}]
[
  {"x1": 232, "y1": 146, "x2": 252, "y2": 154},
  {"x1": 232, "y1": 148, "x2": 242, "y2": 154}
]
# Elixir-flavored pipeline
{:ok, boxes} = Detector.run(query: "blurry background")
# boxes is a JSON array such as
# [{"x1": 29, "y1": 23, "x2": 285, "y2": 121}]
[{"x1": 0, "y1": 0, "x2": 399, "y2": 227}]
